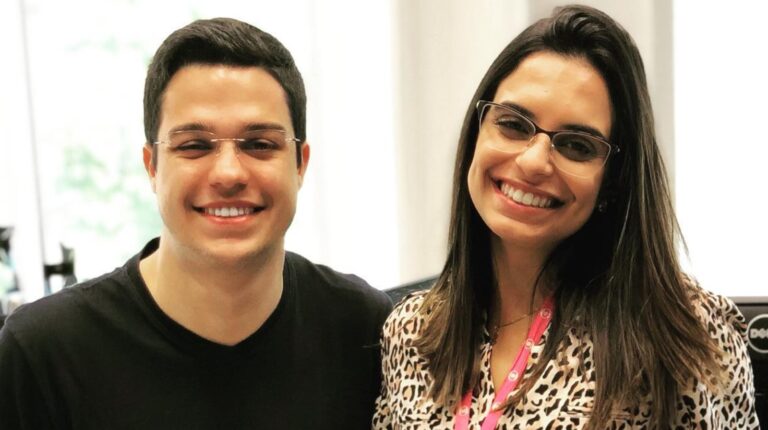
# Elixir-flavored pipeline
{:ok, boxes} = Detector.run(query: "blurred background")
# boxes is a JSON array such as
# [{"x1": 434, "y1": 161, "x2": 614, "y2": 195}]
[{"x1": 1, "y1": 0, "x2": 766, "y2": 308}]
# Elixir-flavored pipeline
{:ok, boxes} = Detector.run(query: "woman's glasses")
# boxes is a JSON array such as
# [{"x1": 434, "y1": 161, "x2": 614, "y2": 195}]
[{"x1": 476, "y1": 100, "x2": 620, "y2": 177}]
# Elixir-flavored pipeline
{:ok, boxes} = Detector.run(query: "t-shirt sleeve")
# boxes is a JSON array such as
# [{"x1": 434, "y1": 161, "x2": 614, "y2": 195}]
[{"x1": 0, "y1": 325, "x2": 57, "y2": 430}]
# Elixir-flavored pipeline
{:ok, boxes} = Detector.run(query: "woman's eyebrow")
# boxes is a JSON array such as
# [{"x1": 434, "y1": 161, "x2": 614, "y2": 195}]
[
  {"x1": 561, "y1": 124, "x2": 608, "y2": 141},
  {"x1": 498, "y1": 101, "x2": 608, "y2": 140},
  {"x1": 498, "y1": 101, "x2": 535, "y2": 119}
]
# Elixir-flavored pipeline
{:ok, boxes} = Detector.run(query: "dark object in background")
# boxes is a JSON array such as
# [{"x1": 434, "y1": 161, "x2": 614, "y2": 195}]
[
  {"x1": 1, "y1": 227, "x2": 17, "y2": 324},
  {"x1": 0, "y1": 227, "x2": 11, "y2": 254},
  {"x1": 385, "y1": 276, "x2": 437, "y2": 305},
  {"x1": 385, "y1": 279, "x2": 767, "y2": 427},
  {"x1": 734, "y1": 296, "x2": 768, "y2": 427},
  {"x1": 43, "y1": 243, "x2": 77, "y2": 294}
]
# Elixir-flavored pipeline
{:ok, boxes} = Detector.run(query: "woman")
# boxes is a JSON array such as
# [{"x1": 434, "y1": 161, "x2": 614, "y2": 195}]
[{"x1": 373, "y1": 5, "x2": 758, "y2": 429}]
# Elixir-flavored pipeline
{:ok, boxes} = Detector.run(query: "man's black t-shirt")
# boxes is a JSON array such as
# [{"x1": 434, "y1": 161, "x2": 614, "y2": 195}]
[{"x1": 0, "y1": 239, "x2": 392, "y2": 429}]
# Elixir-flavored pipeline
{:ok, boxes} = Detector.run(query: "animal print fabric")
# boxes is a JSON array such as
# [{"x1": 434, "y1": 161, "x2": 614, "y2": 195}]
[{"x1": 372, "y1": 287, "x2": 760, "y2": 429}]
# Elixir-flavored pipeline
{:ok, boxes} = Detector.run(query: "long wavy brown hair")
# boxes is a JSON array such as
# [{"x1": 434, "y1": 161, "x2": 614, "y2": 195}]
[{"x1": 413, "y1": 5, "x2": 721, "y2": 429}]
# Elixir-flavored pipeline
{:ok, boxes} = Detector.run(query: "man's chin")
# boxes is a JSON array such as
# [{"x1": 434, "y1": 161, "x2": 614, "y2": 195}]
[{"x1": 199, "y1": 240, "x2": 283, "y2": 269}]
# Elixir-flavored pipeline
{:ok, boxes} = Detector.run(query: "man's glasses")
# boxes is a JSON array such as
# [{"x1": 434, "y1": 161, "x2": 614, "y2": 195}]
[
  {"x1": 153, "y1": 129, "x2": 300, "y2": 160},
  {"x1": 476, "y1": 100, "x2": 620, "y2": 177}
]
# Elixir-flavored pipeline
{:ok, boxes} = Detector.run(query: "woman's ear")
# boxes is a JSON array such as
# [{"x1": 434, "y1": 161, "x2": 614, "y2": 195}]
[{"x1": 595, "y1": 176, "x2": 617, "y2": 215}]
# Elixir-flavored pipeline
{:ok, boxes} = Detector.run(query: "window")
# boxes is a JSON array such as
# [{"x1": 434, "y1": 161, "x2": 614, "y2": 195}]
[
  {"x1": 2, "y1": 0, "x2": 400, "y2": 299},
  {"x1": 674, "y1": 1, "x2": 768, "y2": 297}
]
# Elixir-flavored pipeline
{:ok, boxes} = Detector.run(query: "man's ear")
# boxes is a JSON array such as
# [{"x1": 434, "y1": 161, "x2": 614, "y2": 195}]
[
  {"x1": 142, "y1": 144, "x2": 157, "y2": 193},
  {"x1": 297, "y1": 142, "x2": 310, "y2": 189}
]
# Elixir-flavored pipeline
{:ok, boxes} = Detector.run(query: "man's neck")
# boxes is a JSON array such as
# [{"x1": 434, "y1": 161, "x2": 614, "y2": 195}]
[{"x1": 138, "y1": 238, "x2": 285, "y2": 346}]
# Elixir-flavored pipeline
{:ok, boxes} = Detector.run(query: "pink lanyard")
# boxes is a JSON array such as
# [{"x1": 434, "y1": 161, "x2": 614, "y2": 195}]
[{"x1": 453, "y1": 297, "x2": 554, "y2": 430}]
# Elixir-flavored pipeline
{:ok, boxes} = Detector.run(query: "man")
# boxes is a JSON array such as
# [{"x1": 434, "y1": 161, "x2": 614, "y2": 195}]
[{"x1": 0, "y1": 18, "x2": 392, "y2": 429}]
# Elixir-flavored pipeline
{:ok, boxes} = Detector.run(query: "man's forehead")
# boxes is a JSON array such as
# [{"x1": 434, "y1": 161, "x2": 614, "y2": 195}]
[{"x1": 158, "y1": 64, "x2": 293, "y2": 135}]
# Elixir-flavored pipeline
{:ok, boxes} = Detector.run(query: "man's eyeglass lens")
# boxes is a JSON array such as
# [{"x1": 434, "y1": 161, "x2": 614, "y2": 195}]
[{"x1": 158, "y1": 130, "x2": 293, "y2": 159}]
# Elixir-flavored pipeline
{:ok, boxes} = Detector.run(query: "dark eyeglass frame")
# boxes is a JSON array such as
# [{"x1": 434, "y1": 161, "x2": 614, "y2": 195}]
[{"x1": 475, "y1": 100, "x2": 620, "y2": 173}]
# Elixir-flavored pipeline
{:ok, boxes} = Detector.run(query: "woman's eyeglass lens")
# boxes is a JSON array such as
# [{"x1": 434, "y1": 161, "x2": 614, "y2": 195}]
[{"x1": 476, "y1": 101, "x2": 617, "y2": 177}]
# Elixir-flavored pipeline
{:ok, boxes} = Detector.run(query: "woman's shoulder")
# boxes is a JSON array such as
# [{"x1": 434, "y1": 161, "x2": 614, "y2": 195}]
[
  {"x1": 381, "y1": 291, "x2": 429, "y2": 345},
  {"x1": 684, "y1": 275, "x2": 747, "y2": 334},
  {"x1": 685, "y1": 276, "x2": 749, "y2": 365},
  {"x1": 678, "y1": 275, "x2": 759, "y2": 427}
]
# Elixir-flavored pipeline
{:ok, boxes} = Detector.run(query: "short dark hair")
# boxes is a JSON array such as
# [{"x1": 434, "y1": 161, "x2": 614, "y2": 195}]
[{"x1": 143, "y1": 17, "x2": 306, "y2": 167}]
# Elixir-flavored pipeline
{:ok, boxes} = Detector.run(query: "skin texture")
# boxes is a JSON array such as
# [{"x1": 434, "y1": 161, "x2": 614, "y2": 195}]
[
  {"x1": 466, "y1": 51, "x2": 613, "y2": 389},
  {"x1": 139, "y1": 64, "x2": 310, "y2": 345}
]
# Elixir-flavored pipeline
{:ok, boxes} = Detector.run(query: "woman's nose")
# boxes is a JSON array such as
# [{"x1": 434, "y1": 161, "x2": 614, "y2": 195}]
[{"x1": 514, "y1": 133, "x2": 555, "y2": 178}]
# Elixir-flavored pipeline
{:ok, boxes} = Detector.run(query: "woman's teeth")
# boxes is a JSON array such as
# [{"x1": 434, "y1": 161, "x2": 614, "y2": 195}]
[{"x1": 499, "y1": 182, "x2": 554, "y2": 208}]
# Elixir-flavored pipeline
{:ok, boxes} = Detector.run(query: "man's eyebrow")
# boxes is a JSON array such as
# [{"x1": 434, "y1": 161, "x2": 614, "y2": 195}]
[
  {"x1": 243, "y1": 122, "x2": 287, "y2": 132},
  {"x1": 498, "y1": 101, "x2": 608, "y2": 141},
  {"x1": 167, "y1": 122, "x2": 213, "y2": 134},
  {"x1": 167, "y1": 122, "x2": 288, "y2": 134}
]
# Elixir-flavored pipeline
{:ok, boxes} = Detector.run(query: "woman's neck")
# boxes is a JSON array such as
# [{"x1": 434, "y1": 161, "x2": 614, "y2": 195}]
[{"x1": 491, "y1": 237, "x2": 552, "y2": 323}]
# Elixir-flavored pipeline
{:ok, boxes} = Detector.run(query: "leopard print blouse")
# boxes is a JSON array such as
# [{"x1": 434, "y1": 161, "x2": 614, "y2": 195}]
[{"x1": 373, "y1": 287, "x2": 760, "y2": 429}]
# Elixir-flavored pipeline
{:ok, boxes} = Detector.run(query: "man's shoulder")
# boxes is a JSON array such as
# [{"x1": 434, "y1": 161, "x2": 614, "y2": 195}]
[
  {"x1": 285, "y1": 251, "x2": 392, "y2": 312},
  {"x1": 2, "y1": 265, "x2": 132, "y2": 346}
]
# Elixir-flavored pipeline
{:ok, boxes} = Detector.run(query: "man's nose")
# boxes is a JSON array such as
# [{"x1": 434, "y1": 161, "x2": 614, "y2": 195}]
[{"x1": 209, "y1": 141, "x2": 249, "y2": 190}]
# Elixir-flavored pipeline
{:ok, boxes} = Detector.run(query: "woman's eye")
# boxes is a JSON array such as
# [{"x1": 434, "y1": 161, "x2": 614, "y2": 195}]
[
  {"x1": 495, "y1": 117, "x2": 530, "y2": 139},
  {"x1": 556, "y1": 136, "x2": 599, "y2": 161}
]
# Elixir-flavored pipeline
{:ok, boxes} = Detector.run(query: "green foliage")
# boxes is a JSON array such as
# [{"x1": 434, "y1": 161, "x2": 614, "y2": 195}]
[{"x1": 56, "y1": 142, "x2": 161, "y2": 267}]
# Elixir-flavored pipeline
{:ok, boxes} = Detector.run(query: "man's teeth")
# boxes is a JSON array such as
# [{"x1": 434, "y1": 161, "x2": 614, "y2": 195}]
[
  {"x1": 499, "y1": 183, "x2": 554, "y2": 208},
  {"x1": 204, "y1": 207, "x2": 255, "y2": 217}
]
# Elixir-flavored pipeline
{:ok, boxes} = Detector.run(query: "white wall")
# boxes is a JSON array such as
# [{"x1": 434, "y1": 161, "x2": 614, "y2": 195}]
[
  {"x1": 674, "y1": 1, "x2": 768, "y2": 297},
  {"x1": 286, "y1": 1, "x2": 400, "y2": 289},
  {"x1": 393, "y1": 0, "x2": 530, "y2": 284},
  {"x1": 0, "y1": 0, "x2": 46, "y2": 301}
]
